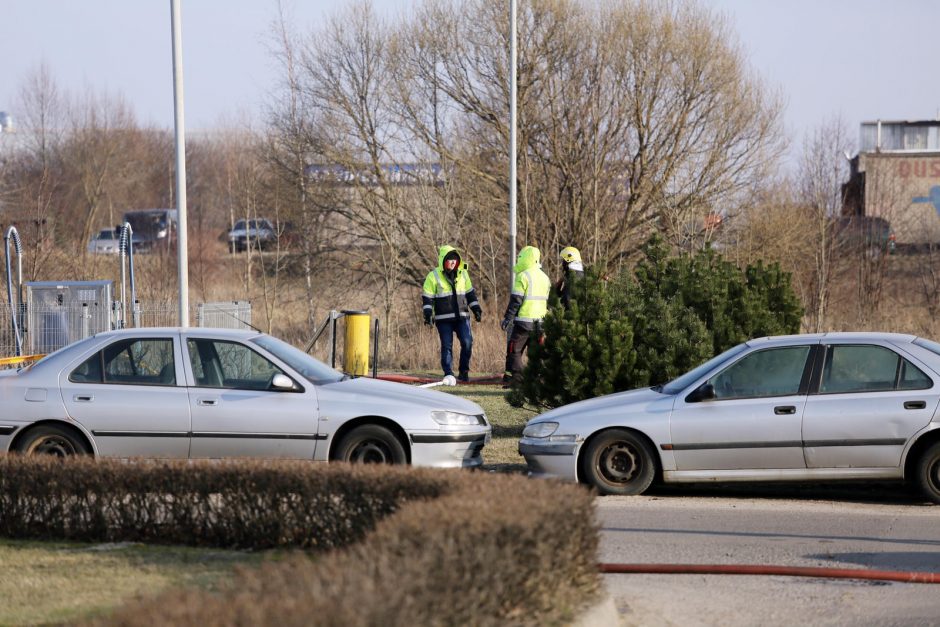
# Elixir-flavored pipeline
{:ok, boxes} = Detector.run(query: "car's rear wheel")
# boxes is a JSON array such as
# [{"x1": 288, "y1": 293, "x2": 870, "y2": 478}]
[
  {"x1": 916, "y1": 441, "x2": 940, "y2": 504},
  {"x1": 17, "y1": 425, "x2": 90, "y2": 457},
  {"x1": 581, "y1": 429, "x2": 656, "y2": 496},
  {"x1": 335, "y1": 425, "x2": 406, "y2": 464}
]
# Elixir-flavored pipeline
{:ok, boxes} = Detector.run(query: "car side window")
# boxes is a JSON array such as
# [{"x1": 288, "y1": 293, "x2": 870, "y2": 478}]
[
  {"x1": 821, "y1": 345, "x2": 932, "y2": 393},
  {"x1": 710, "y1": 346, "x2": 810, "y2": 400},
  {"x1": 899, "y1": 359, "x2": 933, "y2": 390},
  {"x1": 188, "y1": 338, "x2": 286, "y2": 390},
  {"x1": 69, "y1": 338, "x2": 176, "y2": 386}
]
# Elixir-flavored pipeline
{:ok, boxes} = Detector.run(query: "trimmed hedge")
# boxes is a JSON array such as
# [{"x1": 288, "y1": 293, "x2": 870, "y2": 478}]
[
  {"x1": 0, "y1": 456, "x2": 447, "y2": 549},
  {"x1": 0, "y1": 456, "x2": 600, "y2": 625}
]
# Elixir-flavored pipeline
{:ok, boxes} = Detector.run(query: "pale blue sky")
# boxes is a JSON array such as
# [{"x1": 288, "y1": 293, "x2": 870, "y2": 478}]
[{"x1": 2, "y1": 0, "x2": 938, "y2": 156}]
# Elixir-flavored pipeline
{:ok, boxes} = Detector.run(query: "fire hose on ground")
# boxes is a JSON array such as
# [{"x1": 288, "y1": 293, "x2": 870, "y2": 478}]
[{"x1": 598, "y1": 562, "x2": 940, "y2": 584}]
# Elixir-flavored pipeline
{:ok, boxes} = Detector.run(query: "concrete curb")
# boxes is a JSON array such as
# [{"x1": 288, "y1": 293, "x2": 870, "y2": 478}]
[{"x1": 571, "y1": 594, "x2": 622, "y2": 627}]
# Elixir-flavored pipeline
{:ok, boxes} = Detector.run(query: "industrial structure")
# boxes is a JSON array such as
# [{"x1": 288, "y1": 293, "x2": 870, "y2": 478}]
[{"x1": 843, "y1": 119, "x2": 940, "y2": 245}]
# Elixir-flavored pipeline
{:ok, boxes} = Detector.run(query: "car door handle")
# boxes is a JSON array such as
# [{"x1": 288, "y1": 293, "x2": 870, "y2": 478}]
[
  {"x1": 197, "y1": 398, "x2": 219, "y2": 406},
  {"x1": 774, "y1": 405, "x2": 796, "y2": 415},
  {"x1": 73, "y1": 394, "x2": 94, "y2": 402},
  {"x1": 904, "y1": 400, "x2": 927, "y2": 410}
]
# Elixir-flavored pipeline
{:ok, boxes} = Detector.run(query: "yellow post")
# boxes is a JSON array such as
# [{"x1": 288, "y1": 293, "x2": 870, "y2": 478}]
[{"x1": 343, "y1": 310, "x2": 370, "y2": 376}]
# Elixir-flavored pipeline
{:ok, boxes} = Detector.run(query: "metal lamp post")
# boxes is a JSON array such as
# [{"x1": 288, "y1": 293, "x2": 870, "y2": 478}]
[
  {"x1": 509, "y1": 0, "x2": 518, "y2": 290},
  {"x1": 170, "y1": 0, "x2": 190, "y2": 327}
]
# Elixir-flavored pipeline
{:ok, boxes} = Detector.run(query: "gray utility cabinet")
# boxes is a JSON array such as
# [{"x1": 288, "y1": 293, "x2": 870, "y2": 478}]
[{"x1": 25, "y1": 281, "x2": 113, "y2": 354}]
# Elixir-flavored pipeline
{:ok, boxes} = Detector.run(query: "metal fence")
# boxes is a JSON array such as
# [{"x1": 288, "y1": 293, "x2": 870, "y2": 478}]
[{"x1": 0, "y1": 300, "x2": 252, "y2": 359}]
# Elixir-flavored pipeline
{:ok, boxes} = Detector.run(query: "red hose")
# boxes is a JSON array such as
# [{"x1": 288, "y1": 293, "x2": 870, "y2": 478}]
[
  {"x1": 376, "y1": 374, "x2": 503, "y2": 385},
  {"x1": 599, "y1": 563, "x2": 940, "y2": 584}
]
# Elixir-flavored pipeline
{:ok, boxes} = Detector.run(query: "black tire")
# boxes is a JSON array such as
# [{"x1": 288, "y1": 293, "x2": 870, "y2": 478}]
[
  {"x1": 916, "y1": 441, "x2": 940, "y2": 504},
  {"x1": 17, "y1": 424, "x2": 90, "y2": 457},
  {"x1": 580, "y1": 429, "x2": 656, "y2": 496},
  {"x1": 334, "y1": 425, "x2": 406, "y2": 465}
]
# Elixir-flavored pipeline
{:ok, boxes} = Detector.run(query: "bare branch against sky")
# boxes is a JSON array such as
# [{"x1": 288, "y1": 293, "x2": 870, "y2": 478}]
[{"x1": 1, "y1": 0, "x2": 938, "y2": 164}]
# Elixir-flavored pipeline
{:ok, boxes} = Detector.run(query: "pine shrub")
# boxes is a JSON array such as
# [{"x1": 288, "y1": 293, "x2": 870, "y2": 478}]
[{"x1": 510, "y1": 236, "x2": 803, "y2": 407}]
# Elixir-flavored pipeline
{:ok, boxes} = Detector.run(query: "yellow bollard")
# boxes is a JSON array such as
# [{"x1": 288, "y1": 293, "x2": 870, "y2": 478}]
[{"x1": 343, "y1": 310, "x2": 370, "y2": 376}]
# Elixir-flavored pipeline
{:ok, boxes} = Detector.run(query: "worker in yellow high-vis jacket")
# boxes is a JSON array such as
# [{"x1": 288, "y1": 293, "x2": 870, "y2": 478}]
[
  {"x1": 422, "y1": 245, "x2": 483, "y2": 382},
  {"x1": 500, "y1": 245, "x2": 551, "y2": 386}
]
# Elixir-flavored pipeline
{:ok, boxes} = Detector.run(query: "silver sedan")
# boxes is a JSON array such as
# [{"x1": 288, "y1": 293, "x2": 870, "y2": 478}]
[
  {"x1": 0, "y1": 328, "x2": 490, "y2": 467},
  {"x1": 520, "y1": 332, "x2": 940, "y2": 502}
]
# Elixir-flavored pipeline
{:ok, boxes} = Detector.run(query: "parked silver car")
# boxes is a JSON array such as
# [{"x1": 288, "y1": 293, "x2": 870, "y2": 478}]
[
  {"x1": 520, "y1": 332, "x2": 940, "y2": 502},
  {"x1": 228, "y1": 219, "x2": 278, "y2": 253},
  {"x1": 0, "y1": 328, "x2": 490, "y2": 467}
]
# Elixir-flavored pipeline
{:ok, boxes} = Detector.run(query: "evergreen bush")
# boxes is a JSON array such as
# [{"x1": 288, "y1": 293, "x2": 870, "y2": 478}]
[{"x1": 510, "y1": 236, "x2": 803, "y2": 408}]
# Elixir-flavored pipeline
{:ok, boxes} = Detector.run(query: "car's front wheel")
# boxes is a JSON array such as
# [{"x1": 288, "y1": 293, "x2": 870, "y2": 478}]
[
  {"x1": 580, "y1": 429, "x2": 656, "y2": 496},
  {"x1": 17, "y1": 425, "x2": 90, "y2": 457},
  {"x1": 916, "y1": 441, "x2": 940, "y2": 504},
  {"x1": 334, "y1": 425, "x2": 407, "y2": 464}
]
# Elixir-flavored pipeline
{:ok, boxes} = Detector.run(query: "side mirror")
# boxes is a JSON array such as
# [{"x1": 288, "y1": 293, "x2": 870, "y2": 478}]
[
  {"x1": 687, "y1": 382, "x2": 715, "y2": 403},
  {"x1": 271, "y1": 373, "x2": 295, "y2": 390}
]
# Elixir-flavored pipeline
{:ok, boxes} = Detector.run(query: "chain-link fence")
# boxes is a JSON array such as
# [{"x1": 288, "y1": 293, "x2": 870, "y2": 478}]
[{"x1": 0, "y1": 300, "x2": 252, "y2": 359}]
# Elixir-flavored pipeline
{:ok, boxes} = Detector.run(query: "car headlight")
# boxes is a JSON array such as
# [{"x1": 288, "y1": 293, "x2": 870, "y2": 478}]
[
  {"x1": 431, "y1": 411, "x2": 486, "y2": 426},
  {"x1": 523, "y1": 421, "x2": 559, "y2": 438}
]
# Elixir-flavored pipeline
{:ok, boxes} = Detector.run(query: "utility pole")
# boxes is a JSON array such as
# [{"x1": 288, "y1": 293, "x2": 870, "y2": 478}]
[
  {"x1": 509, "y1": 0, "x2": 518, "y2": 290},
  {"x1": 171, "y1": 0, "x2": 190, "y2": 326}
]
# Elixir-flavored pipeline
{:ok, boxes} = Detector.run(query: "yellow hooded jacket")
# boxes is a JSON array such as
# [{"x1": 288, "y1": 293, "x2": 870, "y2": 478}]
[
  {"x1": 503, "y1": 246, "x2": 551, "y2": 326},
  {"x1": 422, "y1": 245, "x2": 481, "y2": 322}
]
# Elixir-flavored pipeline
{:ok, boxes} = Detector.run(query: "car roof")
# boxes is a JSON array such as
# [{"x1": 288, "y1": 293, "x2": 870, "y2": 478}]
[
  {"x1": 748, "y1": 331, "x2": 918, "y2": 346},
  {"x1": 93, "y1": 327, "x2": 261, "y2": 340}
]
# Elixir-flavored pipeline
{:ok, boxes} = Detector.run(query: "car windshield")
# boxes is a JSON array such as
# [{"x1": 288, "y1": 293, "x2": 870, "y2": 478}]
[
  {"x1": 251, "y1": 335, "x2": 344, "y2": 384},
  {"x1": 659, "y1": 342, "x2": 750, "y2": 395}
]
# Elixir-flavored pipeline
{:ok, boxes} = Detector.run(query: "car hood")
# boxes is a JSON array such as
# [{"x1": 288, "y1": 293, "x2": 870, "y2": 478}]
[
  {"x1": 529, "y1": 387, "x2": 667, "y2": 424},
  {"x1": 323, "y1": 376, "x2": 484, "y2": 415}
]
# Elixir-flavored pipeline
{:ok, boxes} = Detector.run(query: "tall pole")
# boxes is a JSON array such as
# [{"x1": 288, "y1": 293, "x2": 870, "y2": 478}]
[
  {"x1": 509, "y1": 0, "x2": 518, "y2": 290},
  {"x1": 171, "y1": 0, "x2": 190, "y2": 327}
]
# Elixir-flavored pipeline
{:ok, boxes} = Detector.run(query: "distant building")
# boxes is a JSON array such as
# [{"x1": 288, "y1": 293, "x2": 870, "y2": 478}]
[{"x1": 843, "y1": 119, "x2": 940, "y2": 245}]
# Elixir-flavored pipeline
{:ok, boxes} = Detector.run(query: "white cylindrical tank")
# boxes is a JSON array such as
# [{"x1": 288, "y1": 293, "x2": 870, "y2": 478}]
[{"x1": 0, "y1": 112, "x2": 12, "y2": 133}]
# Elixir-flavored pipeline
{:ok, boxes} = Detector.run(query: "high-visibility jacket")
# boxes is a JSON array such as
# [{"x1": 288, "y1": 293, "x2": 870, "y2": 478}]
[
  {"x1": 503, "y1": 246, "x2": 551, "y2": 328},
  {"x1": 422, "y1": 245, "x2": 481, "y2": 322}
]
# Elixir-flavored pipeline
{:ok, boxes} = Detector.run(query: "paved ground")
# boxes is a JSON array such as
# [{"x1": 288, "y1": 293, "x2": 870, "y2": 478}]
[{"x1": 594, "y1": 483, "x2": 940, "y2": 626}]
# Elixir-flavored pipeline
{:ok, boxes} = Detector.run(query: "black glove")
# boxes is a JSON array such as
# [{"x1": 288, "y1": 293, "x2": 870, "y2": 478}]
[
  {"x1": 500, "y1": 316, "x2": 512, "y2": 332},
  {"x1": 423, "y1": 310, "x2": 433, "y2": 326},
  {"x1": 473, "y1": 309, "x2": 482, "y2": 323}
]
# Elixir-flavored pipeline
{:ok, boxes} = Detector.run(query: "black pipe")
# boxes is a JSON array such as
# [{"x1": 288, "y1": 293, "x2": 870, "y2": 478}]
[{"x1": 372, "y1": 318, "x2": 380, "y2": 378}]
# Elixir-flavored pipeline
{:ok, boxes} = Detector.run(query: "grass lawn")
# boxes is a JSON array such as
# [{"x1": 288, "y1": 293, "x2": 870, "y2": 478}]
[
  {"x1": 0, "y1": 383, "x2": 539, "y2": 625},
  {"x1": 442, "y1": 383, "x2": 540, "y2": 472},
  {"x1": 0, "y1": 540, "x2": 263, "y2": 625}
]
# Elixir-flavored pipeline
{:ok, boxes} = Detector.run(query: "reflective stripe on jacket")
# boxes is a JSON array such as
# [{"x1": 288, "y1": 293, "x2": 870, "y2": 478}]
[
  {"x1": 512, "y1": 268, "x2": 551, "y2": 322},
  {"x1": 422, "y1": 268, "x2": 476, "y2": 320},
  {"x1": 421, "y1": 245, "x2": 480, "y2": 322}
]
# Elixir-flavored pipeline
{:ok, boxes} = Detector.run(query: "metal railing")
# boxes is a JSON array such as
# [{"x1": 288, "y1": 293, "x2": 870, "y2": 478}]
[{"x1": 0, "y1": 300, "x2": 252, "y2": 360}]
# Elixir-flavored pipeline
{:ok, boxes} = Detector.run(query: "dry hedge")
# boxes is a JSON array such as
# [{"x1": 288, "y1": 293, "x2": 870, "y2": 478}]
[
  {"x1": 0, "y1": 456, "x2": 600, "y2": 625},
  {"x1": 0, "y1": 456, "x2": 447, "y2": 549}
]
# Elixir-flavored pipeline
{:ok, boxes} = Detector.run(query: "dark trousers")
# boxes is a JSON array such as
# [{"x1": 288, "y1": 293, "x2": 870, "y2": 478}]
[
  {"x1": 504, "y1": 322, "x2": 541, "y2": 377},
  {"x1": 436, "y1": 318, "x2": 473, "y2": 376}
]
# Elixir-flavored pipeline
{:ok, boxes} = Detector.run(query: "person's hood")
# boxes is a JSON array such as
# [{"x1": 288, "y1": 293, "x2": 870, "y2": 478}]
[
  {"x1": 513, "y1": 245, "x2": 541, "y2": 273},
  {"x1": 436, "y1": 245, "x2": 466, "y2": 272}
]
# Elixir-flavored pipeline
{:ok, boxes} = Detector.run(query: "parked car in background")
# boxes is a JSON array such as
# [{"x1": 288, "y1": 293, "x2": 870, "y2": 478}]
[
  {"x1": 832, "y1": 215, "x2": 895, "y2": 257},
  {"x1": 519, "y1": 332, "x2": 940, "y2": 503},
  {"x1": 0, "y1": 328, "x2": 489, "y2": 467},
  {"x1": 228, "y1": 218, "x2": 281, "y2": 252},
  {"x1": 87, "y1": 228, "x2": 122, "y2": 255},
  {"x1": 123, "y1": 209, "x2": 177, "y2": 253}
]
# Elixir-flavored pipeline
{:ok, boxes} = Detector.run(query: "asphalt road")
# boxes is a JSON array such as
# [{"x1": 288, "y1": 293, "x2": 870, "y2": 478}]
[{"x1": 595, "y1": 483, "x2": 940, "y2": 626}]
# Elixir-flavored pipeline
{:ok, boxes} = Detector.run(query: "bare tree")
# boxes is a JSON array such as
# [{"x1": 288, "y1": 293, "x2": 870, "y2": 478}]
[{"x1": 798, "y1": 118, "x2": 852, "y2": 331}]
